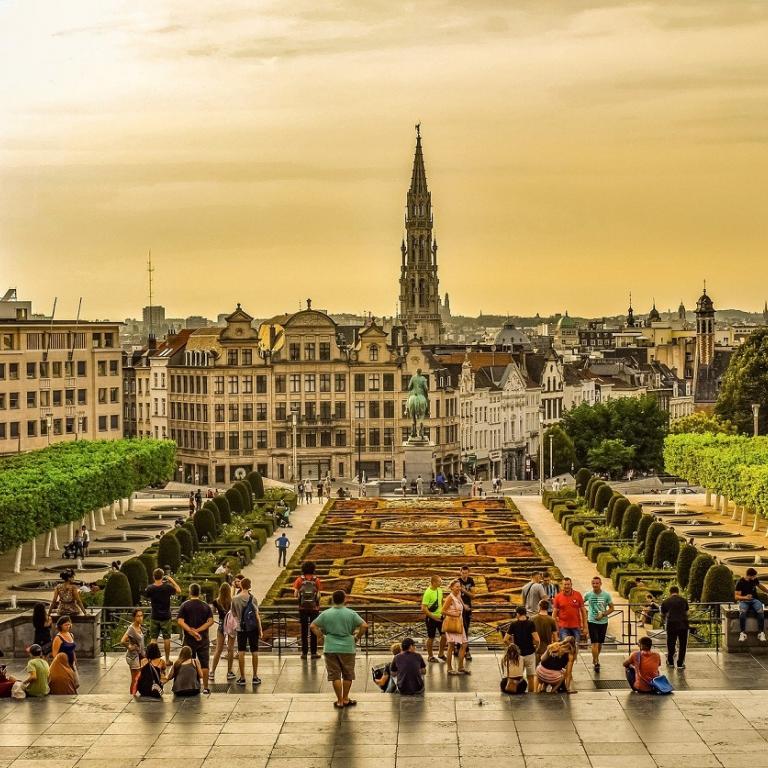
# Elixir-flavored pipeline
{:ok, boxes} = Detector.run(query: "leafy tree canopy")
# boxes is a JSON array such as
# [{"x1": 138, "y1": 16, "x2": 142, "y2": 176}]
[
  {"x1": 543, "y1": 426, "x2": 577, "y2": 476},
  {"x1": 670, "y1": 412, "x2": 736, "y2": 435},
  {"x1": 587, "y1": 439, "x2": 635, "y2": 479}
]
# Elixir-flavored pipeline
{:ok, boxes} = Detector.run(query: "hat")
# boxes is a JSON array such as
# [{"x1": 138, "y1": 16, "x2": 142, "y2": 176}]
[{"x1": 28, "y1": 644, "x2": 43, "y2": 656}]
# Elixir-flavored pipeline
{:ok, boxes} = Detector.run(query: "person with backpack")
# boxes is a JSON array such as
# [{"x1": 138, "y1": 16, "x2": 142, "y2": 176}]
[
  {"x1": 293, "y1": 561, "x2": 323, "y2": 659},
  {"x1": 231, "y1": 577, "x2": 262, "y2": 686}
]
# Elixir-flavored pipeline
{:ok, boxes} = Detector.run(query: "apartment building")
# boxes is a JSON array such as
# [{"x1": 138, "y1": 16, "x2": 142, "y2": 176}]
[{"x1": 0, "y1": 317, "x2": 123, "y2": 453}]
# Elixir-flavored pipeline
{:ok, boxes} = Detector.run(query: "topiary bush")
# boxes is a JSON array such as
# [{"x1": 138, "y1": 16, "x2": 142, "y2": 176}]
[
  {"x1": 606, "y1": 493, "x2": 620, "y2": 521},
  {"x1": 183, "y1": 521, "x2": 199, "y2": 552},
  {"x1": 597, "y1": 552, "x2": 619, "y2": 578},
  {"x1": 203, "y1": 500, "x2": 222, "y2": 529},
  {"x1": 234, "y1": 481, "x2": 252, "y2": 512},
  {"x1": 594, "y1": 484, "x2": 614, "y2": 515},
  {"x1": 575, "y1": 468, "x2": 592, "y2": 497},
  {"x1": 225, "y1": 487, "x2": 244, "y2": 516},
  {"x1": 676, "y1": 543, "x2": 698, "y2": 590},
  {"x1": 653, "y1": 529, "x2": 681, "y2": 569},
  {"x1": 688, "y1": 553, "x2": 716, "y2": 602},
  {"x1": 120, "y1": 558, "x2": 148, "y2": 605},
  {"x1": 620, "y1": 504, "x2": 642, "y2": 539},
  {"x1": 588, "y1": 480, "x2": 605, "y2": 510},
  {"x1": 636, "y1": 513, "x2": 653, "y2": 549},
  {"x1": 701, "y1": 564, "x2": 736, "y2": 604},
  {"x1": 212, "y1": 495, "x2": 230, "y2": 523},
  {"x1": 157, "y1": 532, "x2": 182, "y2": 573},
  {"x1": 102, "y1": 570, "x2": 132, "y2": 608},
  {"x1": 138, "y1": 551, "x2": 157, "y2": 580},
  {"x1": 247, "y1": 470, "x2": 265, "y2": 499},
  {"x1": 194, "y1": 506, "x2": 217, "y2": 543},
  {"x1": 584, "y1": 475, "x2": 597, "y2": 502},
  {"x1": 611, "y1": 497, "x2": 630, "y2": 530},
  {"x1": 175, "y1": 526, "x2": 193, "y2": 561},
  {"x1": 644, "y1": 522, "x2": 667, "y2": 566}
]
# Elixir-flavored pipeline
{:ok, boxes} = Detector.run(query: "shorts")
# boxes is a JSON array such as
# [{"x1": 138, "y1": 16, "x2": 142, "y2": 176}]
[
  {"x1": 237, "y1": 629, "x2": 260, "y2": 653},
  {"x1": 324, "y1": 652, "x2": 356, "y2": 681},
  {"x1": 521, "y1": 653, "x2": 536, "y2": 676},
  {"x1": 425, "y1": 617, "x2": 443, "y2": 639},
  {"x1": 185, "y1": 641, "x2": 210, "y2": 669},
  {"x1": 150, "y1": 618, "x2": 173, "y2": 639},
  {"x1": 588, "y1": 622, "x2": 608, "y2": 644},
  {"x1": 558, "y1": 627, "x2": 581, "y2": 644}
]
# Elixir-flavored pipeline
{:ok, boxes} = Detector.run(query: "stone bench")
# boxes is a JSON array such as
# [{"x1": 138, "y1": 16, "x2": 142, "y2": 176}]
[
  {"x1": 0, "y1": 611, "x2": 101, "y2": 658},
  {"x1": 722, "y1": 607, "x2": 768, "y2": 653}
]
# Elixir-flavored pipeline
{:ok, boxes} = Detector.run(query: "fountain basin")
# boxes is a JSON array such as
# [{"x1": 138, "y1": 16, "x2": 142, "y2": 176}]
[
  {"x1": 117, "y1": 523, "x2": 171, "y2": 531},
  {"x1": 701, "y1": 542, "x2": 764, "y2": 552},
  {"x1": 95, "y1": 534, "x2": 153, "y2": 543},
  {"x1": 149, "y1": 504, "x2": 189, "y2": 512},
  {"x1": 137, "y1": 512, "x2": 186, "y2": 521},
  {"x1": 11, "y1": 580, "x2": 67, "y2": 592},
  {"x1": 87, "y1": 547, "x2": 134, "y2": 558},
  {"x1": 640, "y1": 501, "x2": 677, "y2": 508},
  {"x1": 687, "y1": 530, "x2": 742, "y2": 539},
  {"x1": 725, "y1": 556, "x2": 768, "y2": 567},
  {"x1": 669, "y1": 519, "x2": 721, "y2": 527},
  {"x1": 40, "y1": 561, "x2": 110, "y2": 574},
  {"x1": 653, "y1": 509, "x2": 701, "y2": 517},
  {"x1": 0, "y1": 598, "x2": 50, "y2": 609}
]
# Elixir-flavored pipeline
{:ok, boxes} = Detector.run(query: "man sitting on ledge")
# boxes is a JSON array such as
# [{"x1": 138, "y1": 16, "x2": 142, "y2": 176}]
[{"x1": 736, "y1": 568, "x2": 767, "y2": 643}]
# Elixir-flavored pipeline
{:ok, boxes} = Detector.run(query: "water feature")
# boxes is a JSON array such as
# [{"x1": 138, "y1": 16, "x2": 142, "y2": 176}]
[
  {"x1": 0, "y1": 597, "x2": 50, "y2": 609},
  {"x1": 87, "y1": 546, "x2": 134, "y2": 558},
  {"x1": 702, "y1": 542, "x2": 764, "y2": 552},
  {"x1": 149, "y1": 504, "x2": 188, "y2": 512},
  {"x1": 41, "y1": 561, "x2": 110, "y2": 574},
  {"x1": 117, "y1": 522, "x2": 171, "y2": 531},
  {"x1": 11, "y1": 579, "x2": 64, "y2": 592},
  {"x1": 687, "y1": 530, "x2": 741, "y2": 539},
  {"x1": 653, "y1": 509, "x2": 701, "y2": 517},
  {"x1": 137, "y1": 512, "x2": 185, "y2": 521},
  {"x1": 725, "y1": 555, "x2": 768, "y2": 566},
  {"x1": 95, "y1": 534, "x2": 153, "y2": 543},
  {"x1": 669, "y1": 519, "x2": 720, "y2": 527}
]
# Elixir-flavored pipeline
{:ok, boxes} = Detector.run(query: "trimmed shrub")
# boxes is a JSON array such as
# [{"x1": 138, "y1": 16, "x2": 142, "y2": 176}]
[
  {"x1": 676, "y1": 543, "x2": 698, "y2": 590},
  {"x1": 611, "y1": 497, "x2": 631, "y2": 530},
  {"x1": 235, "y1": 481, "x2": 252, "y2": 512},
  {"x1": 175, "y1": 526, "x2": 193, "y2": 561},
  {"x1": 606, "y1": 493, "x2": 620, "y2": 520},
  {"x1": 585, "y1": 475, "x2": 598, "y2": 501},
  {"x1": 199, "y1": 580, "x2": 218, "y2": 603},
  {"x1": 157, "y1": 532, "x2": 182, "y2": 573},
  {"x1": 225, "y1": 487, "x2": 244, "y2": 516},
  {"x1": 636, "y1": 514, "x2": 654, "y2": 548},
  {"x1": 620, "y1": 504, "x2": 642, "y2": 539},
  {"x1": 594, "y1": 484, "x2": 614, "y2": 515},
  {"x1": 688, "y1": 553, "x2": 716, "y2": 602},
  {"x1": 701, "y1": 564, "x2": 736, "y2": 604},
  {"x1": 644, "y1": 522, "x2": 667, "y2": 566},
  {"x1": 575, "y1": 468, "x2": 592, "y2": 496},
  {"x1": 203, "y1": 500, "x2": 222, "y2": 529},
  {"x1": 138, "y1": 551, "x2": 157, "y2": 580},
  {"x1": 212, "y1": 495, "x2": 230, "y2": 523},
  {"x1": 553, "y1": 503, "x2": 578, "y2": 523},
  {"x1": 572, "y1": 525, "x2": 593, "y2": 547},
  {"x1": 102, "y1": 571, "x2": 132, "y2": 608},
  {"x1": 588, "y1": 480, "x2": 604, "y2": 510},
  {"x1": 586, "y1": 541, "x2": 612, "y2": 562},
  {"x1": 247, "y1": 471, "x2": 265, "y2": 499},
  {"x1": 581, "y1": 532, "x2": 599, "y2": 553},
  {"x1": 597, "y1": 552, "x2": 619, "y2": 578},
  {"x1": 120, "y1": 558, "x2": 148, "y2": 605},
  {"x1": 183, "y1": 521, "x2": 199, "y2": 552},
  {"x1": 194, "y1": 506, "x2": 217, "y2": 543},
  {"x1": 653, "y1": 529, "x2": 680, "y2": 569}
]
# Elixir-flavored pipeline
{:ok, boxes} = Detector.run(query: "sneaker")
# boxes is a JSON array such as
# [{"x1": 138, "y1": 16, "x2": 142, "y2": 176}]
[
  {"x1": 202, "y1": 688, "x2": 211, "y2": 695},
  {"x1": 252, "y1": 677, "x2": 262, "y2": 686},
  {"x1": 311, "y1": 654, "x2": 321, "y2": 659},
  {"x1": 759, "y1": 632, "x2": 767, "y2": 642},
  {"x1": 208, "y1": 672, "x2": 215, "y2": 681},
  {"x1": 226, "y1": 671, "x2": 236, "y2": 680},
  {"x1": 677, "y1": 663, "x2": 686, "y2": 670},
  {"x1": 427, "y1": 656, "x2": 439, "y2": 663},
  {"x1": 301, "y1": 654, "x2": 308, "y2": 659},
  {"x1": 739, "y1": 632, "x2": 747, "y2": 642},
  {"x1": 593, "y1": 663, "x2": 600, "y2": 673},
  {"x1": 437, "y1": 655, "x2": 447, "y2": 662},
  {"x1": 236, "y1": 678, "x2": 246, "y2": 686},
  {"x1": 666, "y1": 661, "x2": 675, "y2": 668}
]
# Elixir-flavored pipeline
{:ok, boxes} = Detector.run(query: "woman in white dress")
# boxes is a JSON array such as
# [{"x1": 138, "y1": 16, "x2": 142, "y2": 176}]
[{"x1": 441, "y1": 580, "x2": 469, "y2": 675}]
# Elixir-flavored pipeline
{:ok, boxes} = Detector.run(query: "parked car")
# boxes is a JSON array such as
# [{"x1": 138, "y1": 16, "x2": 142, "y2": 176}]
[{"x1": 664, "y1": 487, "x2": 697, "y2": 495}]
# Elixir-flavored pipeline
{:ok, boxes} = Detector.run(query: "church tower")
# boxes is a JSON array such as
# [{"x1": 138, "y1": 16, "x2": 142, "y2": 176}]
[
  {"x1": 695, "y1": 285, "x2": 715, "y2": 367},
  {"x1": 399, "y1": 125, "x2": 443, "y2": 345}
]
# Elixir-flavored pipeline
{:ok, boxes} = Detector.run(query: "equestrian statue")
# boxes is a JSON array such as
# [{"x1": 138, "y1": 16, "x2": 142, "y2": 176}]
[{"x1": 406, "y1": 368, "x2": 430, "y2": 441}]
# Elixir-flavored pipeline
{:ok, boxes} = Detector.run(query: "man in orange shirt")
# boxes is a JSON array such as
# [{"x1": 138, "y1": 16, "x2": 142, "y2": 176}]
[
  {"x1": 552, "y1": 577, "x2": 587, "y2": 652},
  {"x1": 294, "y1": 561, "x2": 323, "y2": 659}
]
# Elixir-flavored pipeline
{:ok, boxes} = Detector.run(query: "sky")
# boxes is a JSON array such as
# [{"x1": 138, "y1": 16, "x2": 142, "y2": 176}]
[{"x1": 1, "y1": 0, "x2": 767, "y2": 322}]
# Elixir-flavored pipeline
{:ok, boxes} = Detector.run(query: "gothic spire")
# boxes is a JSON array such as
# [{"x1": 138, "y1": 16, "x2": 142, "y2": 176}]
[{"x1": 410, "y1": 123, "x2": 428, "y2": 195}]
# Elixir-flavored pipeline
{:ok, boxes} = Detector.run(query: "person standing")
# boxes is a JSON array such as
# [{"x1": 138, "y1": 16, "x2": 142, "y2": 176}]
[
  {"x1": 458, "y1": 566, "x2": 475, "y2": 660},
  {"x1": 735, "y1": 568, "x2": 767, "y2": 642},
  {"x1": 297, "y1": 480, "x2": 304, "y2": 505},
  {"x1": 542, "y1": 574, "x2": 559, "y2": 615},
  {"x1": 311, "y1": 590, "x2": 368, "y2": 709},
  {"x1": 195, "y1": 488, "x2": 202, "y2": 512},
  {"x1": 189, "y1": 492, "x2": 196, "y2": 516},
  {"x1": 121, "y1": 608, "x2": 146, "y2": 695},
  {"x1": 317, "y1": 480, "x2": 324, "y2": 499},
  {"x1": 51, "y1": 615, "x2": 77, "y2": 672},
  {"x1": 145, "y1": 569, "x2": 181, "y2": 664},
  {"x1": 176, "y1": 583, "x2": 214, "y2": 695},
  {"x1": 230, "y1": 578, "x2": 262, "y2": 686},
  {"x1": 32, "y1": 602, "x2": 53, "y2": 656},
  {"x1": 400, "y1": 475, "x2": 408, "y2": 496},
  {"x1": 294, "y1": 561, "x2": 323, "y2": 659},
  {"x1": 521, "y1": 571, "x2": 547, "y2": 616},
  {"x1": 80, "y1": 526, "x2": 90, "y2": 558},
  {"x1": 416, "y1": 474, "x2": 424, "y2": 496},
  {"x1": 305, "y1": 479, "x2": 313, "y2": 504},
  {"x1": 553, "y1": 577, "x2": 587, "y2": 650},
  {"x1": 660, "y1": 585, "x2": 689, "y2": 670},
  {"x1": 503, "y1": 606, "x2": 540, "y2": 691},
  {"x1": 421, "y1": 575, "x2": 447, "y2": 663},
  {"x1": 532, "y1": 599, "x2": 558, "y2": 664},
  {"x1": 210, "y1": 582, "x2": 235, "y2": 682},
  {"x1": 390, "y1": 638, "x2": 426, "y2": 695},
  {"x1": 441, "y1": 580, "x2": 469, "y2": 675},
  {"x1": 584, "y1": 576, "x2": 614, "y2": 673},
  {"x1": 275, "y1": 532, "x2": 290, "y2": 567}
]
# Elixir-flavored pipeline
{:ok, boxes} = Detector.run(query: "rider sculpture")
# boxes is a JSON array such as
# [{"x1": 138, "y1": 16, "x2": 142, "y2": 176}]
[{"x1": 406, "y1": 368, "x2": 429, "y2": 441}]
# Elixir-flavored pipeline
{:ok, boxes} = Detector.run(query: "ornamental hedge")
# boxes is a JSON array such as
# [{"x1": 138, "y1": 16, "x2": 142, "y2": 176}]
[
  {"x1": 0, "y1": 439, "x2": 175, "y2": 552},
  {"x1": 157, "y1": 532, "x2": 182, "y2": 573},
  {"x1": 688, "y1": 553, "x2": 716, "y2": 602},
  {"x1": 103, "y1": 571, "x2": 133, "y2": 609},
  {"x1": 121, "y1": 558, "x2": 149, "y2": 605},
  {"x1": 652, "y1": 529, "x2": 680, "y2": 569},
  {"x1": 575, "y1": 468, "x2": 592, "y2": 496},
  {"x1": 611, "y1": 497, "x2": 631, "y2": 530},
  {"x1": 636, "y1": 514, "x2": 653, "y2": 548},
  {"x1": 225, "y1": 487, "x2": 244, "y2": 515},
  {"x1": 594, "y1": 485, "x2": 614, "y2": 515},
  {"x1": 701, "y1": 564, "x2": 736, "y2": 604},
  {"x1": 234, "y1": 481, "x2": 252, "y2": 512},
  {"x1": 676, "y1": 543, "x2": 698, "y2": 590},
  {"x1": 620, "y1": 504, "x2": 642, "y2": 539},
  {"x1": 247, "y1": 471, "x2": 265, "y2": 499},
  {"x1": 644, "y1": 521, "x2": 667, "y2": 566},
  {"x1": 212, "y1": 495, "x2": 230, "y2": 524}
]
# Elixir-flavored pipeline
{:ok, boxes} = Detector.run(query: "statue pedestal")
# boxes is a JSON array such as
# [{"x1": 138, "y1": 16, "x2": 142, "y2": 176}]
[{"x1": 403, "y1": 441, "x2": 434, "y2": 482}]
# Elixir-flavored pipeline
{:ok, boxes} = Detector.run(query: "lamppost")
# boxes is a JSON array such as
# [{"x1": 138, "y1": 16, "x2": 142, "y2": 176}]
[
  {"x1": 549, "y1": 432, "x2": 554, "y2": 480},
  {"x1": 752, "y1": 403, "x2": 761, "y2": 437},
  {"x1": 290, "y1": 406, "x2": 299, "y2": 490},
  {"x1": 538, "y1": 404, "x2": 545, "y2": 496},
  {"x1": 356, "y1": 422, "x2": 363, "y2": 491}
]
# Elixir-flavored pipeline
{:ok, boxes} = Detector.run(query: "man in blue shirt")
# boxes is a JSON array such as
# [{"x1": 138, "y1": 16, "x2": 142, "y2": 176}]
[
  {"x1": 584, "y1": 576, "x2": 614, "y2": 673},
  {"x1": 275, "y1": 533, "x2": 290, "y2": 566}
]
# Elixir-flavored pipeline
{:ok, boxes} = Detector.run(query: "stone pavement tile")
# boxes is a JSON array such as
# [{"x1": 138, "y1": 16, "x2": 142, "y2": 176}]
[
  {"x1": 273, "y1": 734, "x2": 337, "y2": 749},
  {"x1": 334, "y1": 727, "x2": 398, "y2": 743},
  {"x1": 455, "y1": 708, "x2": 517, "y2": 721},
  {"x1": 700, "y1": 730, "x2": 767, "y2": 751},
  {"x1": 16, "y1": 748, "x2": 87, "y2": 763},
  {"x1": 1, "y1": 724, "x2": 48, "y2": 736},
  {"x1": 459, "y1": 759, "x2": 525, "y2": 768},
  {"x1": 715, "y1": 754, "x2": 768, "y2": 768},
  {"x1": 520, "y1": 743, "x2": 588, "y2": 757},
  {"x1": 330, "y1": 758, "x2": 395, "y2": 768},
  {"x1": 457, "y1": 720, "x2": 516, "y2": 733},
  {"x1": 214, "y1": 733, "x2": 279, "y2": 746},
  {"x1": 517, "y1": 731, "x2": 578, "y2": 745},
  {"x1": 53, "y1": 712, "x2": 117, "y2": 726},
  {"x1": 652, "y1": 757, "x2": 723, "y2": 768},
  {"x1": 396, "y1": 758, "x2": 460, "y2": 768},
  {"x1": 134, "y1": 761, "x2": 204, "y2": 768},
  {"x1": 400, "y1": 719, "x2": 456, "y2": 732},
  {"x1": 395, "y1": 744, "x2": 460, "y2": 758},
  {"x1": 522, "y1": 756, "x2": 590, "y2": 768},
  {"x1": 163, "y1": 723, "x2": 225, "y2": 734},
  {"x1": 269, "y1": 744, "x2": 336, "y2": 759},
  {"x1": 397, "y1": 730, "x2": 457, "y2": 745},
  {"x1": 0, "y1": 749, "x2": 25, "y2": 762},
  {"x1": 574, "y1": 721, "x2": 640, "y2": 742},
  {"x1": 75, "y1": 761, "x2": 141, "y2": 768},
  {"x1": 32, "y1": 735, "x2": 100, "y2": 748},
  {"x1": 144, "y1": 745, "x2": 212, "y2": 759},
  {"x1": 458, "y1": 745, "x2": 523, "y2": 758},
  {"x1": 0, "y1": 736, "x2": 38, "y2": 748},
  {"x1": 200, "y1": 759, "x2": 268, "y2": 768},
  {"x1": 153, "y1": 733, "x2": 219, "y2": 747},
  {"x1": 101, "y1": 722, "x2": 166, "y2": 736},
  {"x1": 513, "y1": 719, "x2": 576, "y2": 732},
  {"x1": 205, "y1": 746, "x2": 270, "y2": 761},
  {"x1": 8, "y1": 762, "x2": 75, "y2": 768},
  {"x1": 688, "y1": 714, "x2": 754, "y2": 730},
  {"x1": 587, "y1": 756, "x2": 657, "y2": 768},
  {"x1": 81, "y1": 744, "x2": 149, "y2": 760},
  {"x1": 41, "y1": 723, "x2": 110, "y2": 736},
  {"x1": 263, "y1": 759, "x2": 331, "y2": 768},
  {"x1": 630, "y1": 723, "x2": 701, "y2": 742},
  {"x1": 644, "y1": 741, "x2": 712, "y2": 755},
  {"x1": 582, "y1": 742, "x2": 650, "y2": 756},
  {"x1": 459, "y1": 732, "x2": 519, "y2": 747}
]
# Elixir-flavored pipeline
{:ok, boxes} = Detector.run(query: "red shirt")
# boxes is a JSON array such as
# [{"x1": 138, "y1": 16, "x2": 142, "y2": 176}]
[
  {"x1": 632, "y1": 650, "x2": 661, "y2": 692},
  {"x1": 553, "y1": 590, "x2": 585, "y2": 629},
  {"x1": 293, "y1": 575, "x2": 323, "y2": 592}
]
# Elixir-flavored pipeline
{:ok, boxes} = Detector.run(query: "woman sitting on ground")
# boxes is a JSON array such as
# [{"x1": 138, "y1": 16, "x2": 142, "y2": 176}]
[
  {"x1": 500, "y1": 641, "x2": 527, "y2": 695},
  {"x1": 535, "y1": 636, "x2": 577, "y2": 694},
  {"x1": 374, "y1": 642, "x2": 401, "y2": 693},
  {"x1": 48, "y1": 652, "x2": 78, "y2": 695},
  {"x1": 623, "y1": 636, "x2": 662, "y2": 694},
  {"x1": 167, "y1": 645, "x2": 202, "y2": 697},
  {"x1": 136, "y1": 641, "x2": 166, "y2": 699}
]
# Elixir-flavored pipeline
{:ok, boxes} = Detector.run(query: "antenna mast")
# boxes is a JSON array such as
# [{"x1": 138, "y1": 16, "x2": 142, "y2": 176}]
[{"x1": 148, "y1": 249, "x2": 155, "y2": 339}]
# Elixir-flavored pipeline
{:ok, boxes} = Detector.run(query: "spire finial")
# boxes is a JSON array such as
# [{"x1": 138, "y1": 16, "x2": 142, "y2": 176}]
[{"x1": 415, "y1": 122, "x2": 421, "y2": 139}]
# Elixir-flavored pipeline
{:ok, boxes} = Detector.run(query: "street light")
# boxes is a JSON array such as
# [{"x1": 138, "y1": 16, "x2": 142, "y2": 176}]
[
  {"x1": 290, "y1": 406, "x2": 299, "y2": 490},
  {"x1": 752, "y1": 403, "x2": 761, "y2": 437},
  {"x1": 549, "y1": 433, "x2": 554, "y2": 481},
  {"x1": 538, "y1": 404, "x2": 545, "y2": 497}
]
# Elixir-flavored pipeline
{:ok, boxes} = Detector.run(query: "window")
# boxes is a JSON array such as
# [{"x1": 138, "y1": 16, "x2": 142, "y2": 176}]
[
  {"x1": 289, "y1": 343, "x2": 300, "y2": 361},
  {"x1": 227, "y1": 350, "x2": 238, "y2": 366},
  {"x1": 66, "y1": 389, "x2": 74, "y2": 406},
  {"x1": 335, "y1": 430, "x2": 346, "y2": 447},
  {"x1": 2, "y1": 333, "x2": 14, "y2": 350},
  {"x1": 229, "y1": 431, "x2": 239, "y2": 450},
  {"x1": 319, "y1": 342, "x2": 331, "y2": 361},
  {"x1": 243, "y1": 431, "x2": 254, "y2": 450},
  {"x1": 334, "y1": 401, "x2": 346, "y2": 419},
  {"x1": 0, "y1": 363, "x2": 4, "y2": 380},
  {"x1": 320, "y1": 430, "x2": 331, "y2": 447},
  {"x1": 319, "y1": 401, "x2": 331, "y2": 419},
  {"x1": 304, "y1": 374, "x2": 316, "y2": 393},
  {"x1": 0, "y1": 394, "x2": 4, "y2": 409},
  {"x1": 255, "y1": 430, "x2": 267, "y2": 449},
  {"x1": 354, "y1": 401, "x2": 365, "y2": 419},
  {"x1": 304, "y1": 343, "x2": 316, "y2": 360},
  {"x1": 27, "y1": 420, "x2": 37, "y2": 437},
  {"x1": 335, "y1": 374, "x2": 346, "y2": 392},
  {"x1": 384, "y1": 427, "x2": 394, "y2": 447},
  {"x1": 77, "y1": 360, "x2": 87, "y2": 377},
  {"x1": 305, "y1": 432, "x2": 317, "y2": 448},
  {"x1": 52, "y1": 361, "x2": 62, "y2": 377},
  {"x1": 401, "y1": 427, "x2": 410, "y2": 443},
  {"x1": 243, "y1": 403, "x2": 254, "y2": 422},
  {"x1": 368, "y1": 374, "x2": 380, "y2": 391},
  {"x1": 92, "y1": 332, "x2": 102, "y2": 348},
  {"x1": 369, "y1": 401, "x2": 380, "y2": 418},
  {"x1": 214, "y1": 431, "x2": 225, "y2": 450},
  {"x1": 0, "y1": 423, "x2": 5, "y2": 439},
  {"x1": 369, "y1": 428, "x2": 380, "y2": 447},
  {"x1": 383, "y1": 373, "x2": 395, "y2": 392},
  {"x1": 214, "y1": 376, "x2": 224, "y2": 395},
  {"x1": 289, "y1": 374, "x2": 301, "y2": 393},
  {"x1": 401, "y1": 375, "x2": 410, "y2": 391},
  {"x1": 52, "y1": 419, "x2": 62, "y2": 436},
  {"x1": 354, "y1": 374, "x2": 365, "y2": 392},
  {"x1": 26, "y1": 362, "x2": 36, "y2": 379},
  {"x1": 256, "y1": 375, "x2": 267, "y2": 394},
  {"x1": 215, "y1": 404, "x2": 225, "y2": 422},
  {"x1": 275, "y1": 403, "x2": 286, "y2": 421},
  {"x1": 242, "y1": 376, "x2": 253, "y2": 394},
  {"x1": 383, "y1": 400, "x2": 395, "y2": 418},
  {"x1": 109, "y1": 360, "x2": 119, "y2": 375},
  {"x1": 319, "y1": 373, "x2": 331, "y2": 393},
  {"x1": 275, "y1": 375, "x2": 286, "y2": 394},
  {"x1": 98, "y1": 415, "x2": 107, "y2": 431},
  {"x1": 228, "y1": 403, "x2": 239, "y2": 422},
  {"x1": 10, "y1": 421, "x2": 20, "y2": 438},
  {"x1": 26, "y1": 391, "x2": 37, "y2": 408},
  {"x1": 98, "y1": 388, "x2": 107, "y2": 404},
  {"x1": 228, "y1": 376, "x2": 239, "y2": 395},
  {"x1": 110, "y1": 415, "x2": 119, "y2": 430},
  {"x1": 369, "y1": 345, "x2": 379, "y2": 361},
  {"x1": 110, "y1": 387, "x2": 119, "y2": 403},
  {"x1": 9, "y1": 363, "x2": 19, "y2": 380},
  {"x1": 276, "y1": 431, "x2": 287, "y2": 448},
  {"x1": 242, "y1": 349, "x2": 253, "y2": 366},
  {"x1": 256, "y1": 403, "x2": 267, "y2": 421},
  {"x1": 52, "y1": 391, "x2": 61, "y2": 407},
  {"x1": 78, "y1": 389, "x2": 86, "y2": 406}
]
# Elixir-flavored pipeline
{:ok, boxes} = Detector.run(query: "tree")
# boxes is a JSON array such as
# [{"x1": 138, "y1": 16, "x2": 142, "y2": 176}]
[
  {"x1": 542, "y1": 426, "x2": 577, "y2": 476},
  {"x1": 574, "y1": 468, "x2": 592, "y2": 496},
  {"x1": 701, "y1": 564, "x2": 736, "y2": 604},
  {"x1": 716, "y1": 329, "x2": 768, "y2": 434},
  {"x1": 157, "y1": 532, "x2": 181, "y2": 573},
  {"x1": 587, "y1": 439, "x2": 635, "y2": 479},
  {"x1": 670, "y1": 412, "x2": 736, "y2": 435}
]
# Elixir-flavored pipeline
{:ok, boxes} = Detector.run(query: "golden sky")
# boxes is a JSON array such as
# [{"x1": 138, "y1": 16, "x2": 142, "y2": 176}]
[{"x1": 1, "y1": 0, "x2": 767, "y2": 322}]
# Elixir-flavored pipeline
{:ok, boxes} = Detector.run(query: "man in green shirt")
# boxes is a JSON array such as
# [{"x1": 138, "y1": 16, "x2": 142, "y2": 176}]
[
  {"x1": 421, "y1": 575, "x2": 447, "y2": 663},
  {"x1": 24, "y1": 644, "x2": 50, "y2": 697},
  {"x1": 311, "y1": 590, "x2": 368, "y2": 708},
  {"x1": 584, "y1": 576, "x2": 614, "y2": 673}
]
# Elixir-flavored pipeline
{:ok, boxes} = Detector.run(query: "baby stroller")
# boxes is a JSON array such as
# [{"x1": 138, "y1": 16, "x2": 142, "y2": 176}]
[
  {"x1": 62, "y1": 541, "x2": 79, "y2": 559},
  {"x1": 274, "y1": 503, "x2": 292, "y2": 529}
]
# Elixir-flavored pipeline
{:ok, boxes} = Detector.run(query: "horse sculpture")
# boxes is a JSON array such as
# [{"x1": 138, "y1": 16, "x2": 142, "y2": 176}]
[{"x1": 406, "y1": 368, "x2": 429, "y2": 441}]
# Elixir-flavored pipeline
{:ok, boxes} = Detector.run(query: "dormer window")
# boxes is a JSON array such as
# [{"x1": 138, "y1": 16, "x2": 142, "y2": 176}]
[{"x1": 369, "y1": 344, "x2": 379, "y2": 361}]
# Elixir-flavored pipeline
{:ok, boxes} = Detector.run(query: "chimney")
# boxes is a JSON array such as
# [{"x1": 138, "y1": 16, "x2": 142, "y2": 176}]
[{"x1": 148, "y1": 333, "x2": 157, "y2": 352}]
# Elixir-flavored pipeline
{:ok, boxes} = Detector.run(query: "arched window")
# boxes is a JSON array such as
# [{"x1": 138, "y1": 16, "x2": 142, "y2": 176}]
[{"x1": 369, "y1": 345, "x2": 379, "y2": 361}]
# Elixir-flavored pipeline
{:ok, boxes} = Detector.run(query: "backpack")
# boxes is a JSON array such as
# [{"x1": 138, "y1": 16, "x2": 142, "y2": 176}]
[
  {"x1": 241, "y1": 595, "x2": 259, "y2": 632},
  {"x1": 223, "y1": 609, "x2": 238, "y2": 636},
  {"x1": 298, "y1": 578, "x2": 319, "y2": 611}
]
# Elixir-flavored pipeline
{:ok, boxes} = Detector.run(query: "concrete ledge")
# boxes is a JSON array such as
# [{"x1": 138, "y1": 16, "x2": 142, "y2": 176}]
[
  {"x1": 722, "y1": 608, "x2": 768, "y2": 653},
  {"x1": 0, "y1": 610, "x2": 100, "y2": 658}
]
